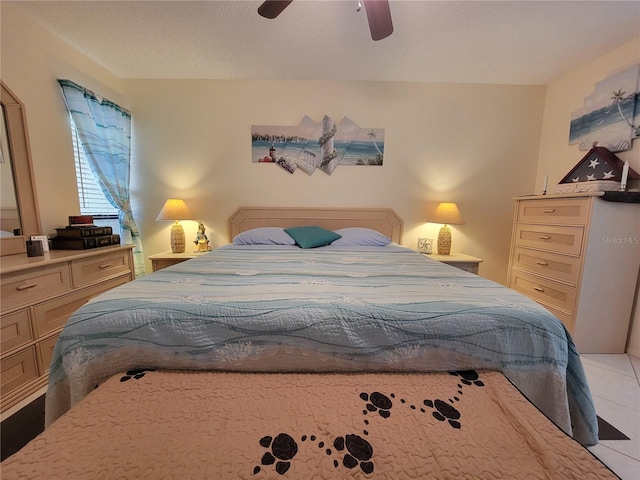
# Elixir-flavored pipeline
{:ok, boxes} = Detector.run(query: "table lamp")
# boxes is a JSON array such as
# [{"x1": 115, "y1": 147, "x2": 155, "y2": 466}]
[
  {"x1": 156, "y1": 198, "x2": 192, "y2": 253},
  {"x1": 428, "y1": 202, "x2": 465, "y2": 255}
]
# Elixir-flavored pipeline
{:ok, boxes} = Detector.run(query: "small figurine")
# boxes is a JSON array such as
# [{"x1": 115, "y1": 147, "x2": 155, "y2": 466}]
[{"x1": 194, "y1": 222, "x2": 211, "y2": 252}]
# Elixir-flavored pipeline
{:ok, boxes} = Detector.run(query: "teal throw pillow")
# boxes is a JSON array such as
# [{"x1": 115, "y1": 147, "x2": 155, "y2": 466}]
[{"x1": 284, "y1": 226, "x2": 342, "y2": 249}]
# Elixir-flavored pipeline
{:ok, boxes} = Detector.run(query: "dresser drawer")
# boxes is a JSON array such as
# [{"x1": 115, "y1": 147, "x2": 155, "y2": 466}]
[
  {"x1": 1, "y1": 309, "x2": 34, "y2": 353},
  {"x1": 71, "y1": 249, "x2": 132, "y2": 288},
  {"x1": 511, "y1": 247, "x2": 581, "y2": 285},
  {"x1": 517, "y1": 197, "x2": 589, "y2": 225},
  {"x1": 1, "y1": 264, "x2": 72, "y2": 311},
  {"x1": 509, "y1": 270, "x2": 577, "y2": 315},
  {"x1": 0, "y1": 246, "x2": 135, "y2": 413},
  {"x1": 1, "y1": 347, "x2": 38, "y2": 395},
  {"x1": 33, "y1": 275, "x2": 131, "y2": 337},
  {"x1": 37, "y1": 333, "x2": 59, "y2": 374},
  {"x1": 514, "y1": 224, "x2": 584, "y2": 256}
]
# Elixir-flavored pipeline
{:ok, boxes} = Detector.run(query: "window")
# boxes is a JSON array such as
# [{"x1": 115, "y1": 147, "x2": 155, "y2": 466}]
[
  {"x1": 70, "y1": 115, "x2": 120, "y2": 233},
  {"x1": 60, "y1": 78, "x2": 144, "y2": 276}
]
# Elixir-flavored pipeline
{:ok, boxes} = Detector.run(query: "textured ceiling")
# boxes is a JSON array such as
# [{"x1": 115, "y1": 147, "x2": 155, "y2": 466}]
[{"x1": 8, "y1": 0, "x2": 640, "y2": 85}]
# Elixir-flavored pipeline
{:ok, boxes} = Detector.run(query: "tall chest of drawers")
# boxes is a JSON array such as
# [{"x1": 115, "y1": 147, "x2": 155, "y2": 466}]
[
  {"x1": 507, "y1": 193, "x2": 639, "y2": 353},
  {"x1": 1, "y1": 245, "x2": 135, "y2": 413}
]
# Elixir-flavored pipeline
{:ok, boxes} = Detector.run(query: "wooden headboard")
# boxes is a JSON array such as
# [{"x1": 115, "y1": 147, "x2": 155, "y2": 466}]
[{"x1": 228, "y1": 207, "x2": 403, "y2": 244}]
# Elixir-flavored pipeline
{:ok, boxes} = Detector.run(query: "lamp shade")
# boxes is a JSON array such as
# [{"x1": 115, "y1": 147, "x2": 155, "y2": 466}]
[
  {"x1": 428, "y1": 202, "x2": 465, "y2": 226},
  {"x1": 156, "y1": 198, "x2": 192, "y2": 253},
  {"x1": 156, "y1": 198, "x2": 192, "y2": 221}
]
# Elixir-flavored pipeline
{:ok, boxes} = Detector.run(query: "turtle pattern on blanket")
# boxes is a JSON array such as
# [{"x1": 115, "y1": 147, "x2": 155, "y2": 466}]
[
  {"x1": 3, "y1": 370, "x2": 616, "y2": 479},
  {"x1": 252, "y1": 370, "x2": 484, "y2": 476}
]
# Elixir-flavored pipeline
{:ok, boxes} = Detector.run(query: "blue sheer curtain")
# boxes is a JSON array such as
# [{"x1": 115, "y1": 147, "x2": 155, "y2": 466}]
[{"x1": 58, "y1": 79, "x2": 145, "y2": 277}]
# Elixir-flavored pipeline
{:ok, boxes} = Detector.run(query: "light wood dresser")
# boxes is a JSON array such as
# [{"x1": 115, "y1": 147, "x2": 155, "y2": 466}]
[
  {"x1": 1, "y1": 245, "x2": 135, "y2": 412},
  {"x1": 507, "y1": 193, "x2": 639, "y2": 353}
]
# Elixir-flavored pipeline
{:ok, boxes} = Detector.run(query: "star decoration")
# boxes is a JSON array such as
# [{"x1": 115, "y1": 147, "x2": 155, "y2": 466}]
[
  {"x1": 588, "y1": 158, "x2": 600, "y2": 169},
  {"x1": 586, "y1": 173, "x2": 596, "y2": 181},
  {"x1": 572, "y1": 177, "x2": 580, "y2": 182},
  {"x1": 602, "y1": 170, "x2": 615, "y2": 179}
]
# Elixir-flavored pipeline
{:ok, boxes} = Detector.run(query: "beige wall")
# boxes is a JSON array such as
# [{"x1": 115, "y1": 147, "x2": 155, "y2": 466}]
[
  {"x1": 124, "y1": 79, "x2": 544, "y2": 283},
  {"x1": 2, "y1": 5, "x2": 639, "y2": 351},
  {"x1": 535, "y1": 38, "x2": 640, "y2": 355}
]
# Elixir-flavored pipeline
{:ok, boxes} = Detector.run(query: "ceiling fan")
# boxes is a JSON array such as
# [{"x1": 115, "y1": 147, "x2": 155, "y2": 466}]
[{"x1": 258, "y1": 0, "x2": 394, "y2": 41}]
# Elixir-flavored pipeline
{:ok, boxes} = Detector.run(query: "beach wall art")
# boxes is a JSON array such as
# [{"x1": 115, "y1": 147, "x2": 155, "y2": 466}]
[
  {"x1": 569, "y1": 63, "x2": 640, "y2": 152},
  {"x1": 251, "y1": 115, "x2": 385, "y2": 175}
]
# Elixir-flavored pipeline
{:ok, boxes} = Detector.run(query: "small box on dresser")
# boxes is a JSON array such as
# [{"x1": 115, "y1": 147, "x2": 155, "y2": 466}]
[
  {"x1": 0, "y1": 245, "x2": 135, "y2": 413},
  {"x1": 507, "y1": 193, "x2": 640, "y2": 353}
]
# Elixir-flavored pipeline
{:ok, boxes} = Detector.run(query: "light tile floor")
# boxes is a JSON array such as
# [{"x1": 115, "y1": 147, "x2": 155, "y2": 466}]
[{"x1": 582, "y1": 354, "x2": 640, "y2": 480}]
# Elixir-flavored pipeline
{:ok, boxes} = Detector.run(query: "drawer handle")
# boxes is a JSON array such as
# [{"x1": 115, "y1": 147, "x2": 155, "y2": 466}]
[
  {"x1": 542, "y1": 209, "x2": 556, "y2": 213},
  {"x1": 536, "y1": 261, "x2": 549, "y2": 266},
  {"x1": 16, "y1": 283, "x2": 38, "y2": 291},
  {"x1": 533, "y1": 286, "x2": 545, "y2": 292},
  {"x1": 98, "y1": 263, "x2": 112, "y2": 269},
  {"x1": 538, "y1": 235, "x2": 551, "y2": 240}
]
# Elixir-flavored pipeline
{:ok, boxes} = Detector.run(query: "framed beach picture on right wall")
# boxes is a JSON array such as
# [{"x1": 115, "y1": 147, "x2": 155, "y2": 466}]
[{"x1": 569, "y1": 63, "x2": 640, "y2": 152}]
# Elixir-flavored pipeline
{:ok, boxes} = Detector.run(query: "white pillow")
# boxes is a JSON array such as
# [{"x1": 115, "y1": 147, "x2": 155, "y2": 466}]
[
  {"x1": 232, "y1": 227, "x2": 296, "y2": 246},
  {"x1": 331, "y1": 227, "x2": 391, "y2": 246}
]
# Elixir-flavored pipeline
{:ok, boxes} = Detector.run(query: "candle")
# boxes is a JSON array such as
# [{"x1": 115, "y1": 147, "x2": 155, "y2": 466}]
[
  {"x1": 620, "y1": 160, "x2": 629, "y2": 191},
  {"x1": 543, "y1": 175, "x2": 548, "y2": 195}
]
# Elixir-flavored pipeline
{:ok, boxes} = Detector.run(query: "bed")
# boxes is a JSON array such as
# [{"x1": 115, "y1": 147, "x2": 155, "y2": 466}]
[{"x1": 2, "y1": 207, "x2": 614, "y2": 479}]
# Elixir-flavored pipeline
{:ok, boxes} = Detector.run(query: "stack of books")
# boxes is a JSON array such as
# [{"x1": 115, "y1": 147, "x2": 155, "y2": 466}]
[{"x1": 51, "y1": 215, "x2": 121, "y2": 250}]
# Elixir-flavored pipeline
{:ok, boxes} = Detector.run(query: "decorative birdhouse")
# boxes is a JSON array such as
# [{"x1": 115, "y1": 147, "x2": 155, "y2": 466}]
[{"x1": 555, "y1": 146, "x2": 639, "y2": 194}]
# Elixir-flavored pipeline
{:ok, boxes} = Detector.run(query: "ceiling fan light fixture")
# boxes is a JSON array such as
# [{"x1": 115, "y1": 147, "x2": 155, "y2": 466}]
[
  {"x1": 257, "y1": 0, "x2": 394, "y2": 41},
  {"x1": 258, "y1": 0, "x2": 294, "y2": 19},
  {"x1": 363, "y1": 0, "x2": 394, "y2": 41}
]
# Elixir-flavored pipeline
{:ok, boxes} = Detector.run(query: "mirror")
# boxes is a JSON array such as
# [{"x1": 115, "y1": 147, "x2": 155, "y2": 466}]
[
  {"x1": 0, "y1": 104, "x2": 20, "y2": 233},
  {"x1": 1, "y1": 81, "x2": 42, "y2": 256}
]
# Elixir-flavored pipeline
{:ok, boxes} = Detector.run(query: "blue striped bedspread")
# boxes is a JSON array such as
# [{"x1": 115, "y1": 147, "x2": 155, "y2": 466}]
[{"x1": 45, "y1": 245, "x2": 598, "y2": 446}]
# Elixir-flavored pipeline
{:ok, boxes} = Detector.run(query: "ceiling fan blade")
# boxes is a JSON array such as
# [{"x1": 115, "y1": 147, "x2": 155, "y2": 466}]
[
  {"x1": 258, "y1": 0, "x2": 294, "y2": 19},
  {"x1": 363, "y1": 0, "x2": 394, "y2": 41}
]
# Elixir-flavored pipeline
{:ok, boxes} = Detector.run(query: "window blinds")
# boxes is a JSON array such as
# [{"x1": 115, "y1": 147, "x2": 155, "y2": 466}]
[{"x1": 70, "y1": 115, "x2": 119, "y2": 218}]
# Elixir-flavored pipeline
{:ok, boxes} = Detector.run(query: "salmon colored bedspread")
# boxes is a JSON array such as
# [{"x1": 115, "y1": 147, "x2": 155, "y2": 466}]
[{"x1": 2, "y1": 370, "x2": 616, "y2": 479}]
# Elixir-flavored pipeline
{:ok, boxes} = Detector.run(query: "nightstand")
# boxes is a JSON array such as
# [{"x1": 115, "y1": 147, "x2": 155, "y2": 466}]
[
  {"x1": 149, "y1": 251, "x2": 201, "y2": 272},
  {"x1": 424, "y1": 253, "x2": 483, "y2": 274}
]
